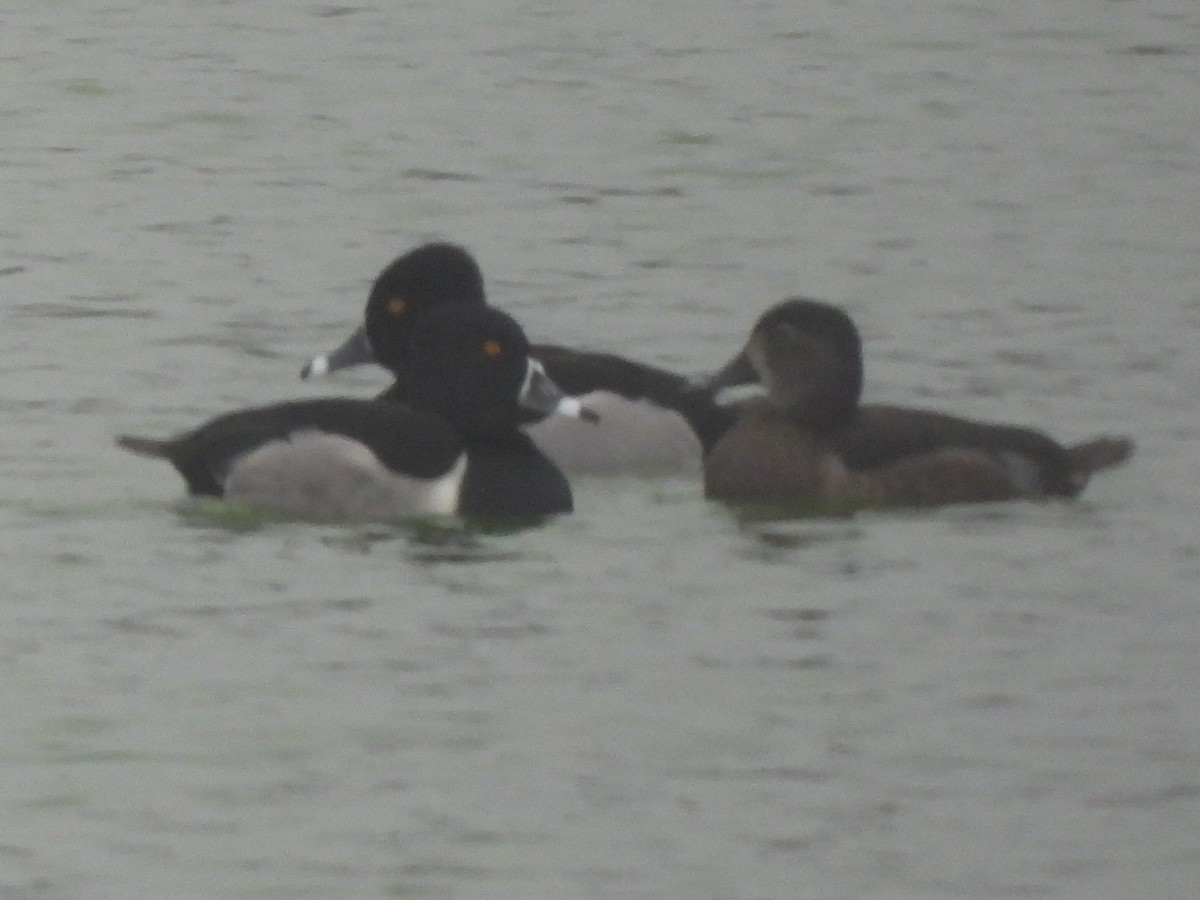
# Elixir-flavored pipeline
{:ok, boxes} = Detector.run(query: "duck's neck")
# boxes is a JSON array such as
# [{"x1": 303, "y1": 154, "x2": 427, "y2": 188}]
[
  {"x1": 752, "y1": 334, "x2": 862, "y2": 432},
  {"x1": 768, "y1": 372, "x2": 860, "y2": 433}
]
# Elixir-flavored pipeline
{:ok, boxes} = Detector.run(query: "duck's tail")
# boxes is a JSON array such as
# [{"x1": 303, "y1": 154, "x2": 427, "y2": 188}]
[
  {"x1": 1066, "y1": 435, "x2": 1135, "y2": 492},
  {"x1": 116, "y1": 435, "x2": 173, "y2": 458}
]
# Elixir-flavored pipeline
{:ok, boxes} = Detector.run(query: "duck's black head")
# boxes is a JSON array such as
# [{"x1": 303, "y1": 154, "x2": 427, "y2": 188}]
[
  {"x1": 364, "y1": 242, "x2": 487, "y2": 374},
  {"x1": 301, "y1": 242, "x2": 487, "y2": 382},
  {"x1": 406, "y1": 305, "x2": 588, "y2": 439},
  {"x1": 710, "y1": 298, "x2": 864, "y2": 430}
]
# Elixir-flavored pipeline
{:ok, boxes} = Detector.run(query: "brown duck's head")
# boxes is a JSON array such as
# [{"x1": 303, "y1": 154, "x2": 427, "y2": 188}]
[{"x1": 709, "y1": 298, "x2": 864, "y2": 430}]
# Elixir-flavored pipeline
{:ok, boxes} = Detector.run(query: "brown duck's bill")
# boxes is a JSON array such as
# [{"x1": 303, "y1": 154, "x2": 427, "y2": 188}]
[
  {"x1": 300, "y1": 324, "x2": 374, "y2": 379},
  {"x1": 705, "y1": 348, "x2": 760, "y2": 391}
]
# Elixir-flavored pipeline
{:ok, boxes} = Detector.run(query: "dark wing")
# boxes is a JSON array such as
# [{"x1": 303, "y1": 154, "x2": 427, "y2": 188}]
[
  {"x1": 834, "y1": 403, "x2": 1078, "y2": 495},
  {"x1": 119, "y1": 398, "x2": 461, "y2": 496},
  {"x1": 531, "y1": 343, "x2": 737, "y2": 452},
  {"x1": 531, "y1": 344, "x2": 690, "y2": 402}
]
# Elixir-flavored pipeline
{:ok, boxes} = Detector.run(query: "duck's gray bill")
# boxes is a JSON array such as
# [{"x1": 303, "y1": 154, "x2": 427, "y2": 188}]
[
  {"x1": 301, "y1": 324, "x2": 374, "y2": 379},
  {"x1": 520, "y1": 360, "x2": 600, "y2": 423}
]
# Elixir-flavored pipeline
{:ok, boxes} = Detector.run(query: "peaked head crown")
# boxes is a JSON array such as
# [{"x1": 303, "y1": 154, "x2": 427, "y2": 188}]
[
  {"x1": 364, "y1": 242, "x2": 487, "y2": 374},
  {"x1": 406, "y1": 305, "x2": 557, "y2": 437},
  {"x1": 712, "y1": 298, "x2": 864, "y2": 429}
]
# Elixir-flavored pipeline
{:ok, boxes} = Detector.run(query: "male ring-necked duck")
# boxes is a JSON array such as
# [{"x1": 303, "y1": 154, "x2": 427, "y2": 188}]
[
  {"x1": 703, "y1": 298, "x2": 1134, "y2": 510},
  {"x1": 300, "y1": 242, "x2": 731, "y2": 475},
  {"x1": 118, "y1": 305, "x2": 593, "y2": 520}
]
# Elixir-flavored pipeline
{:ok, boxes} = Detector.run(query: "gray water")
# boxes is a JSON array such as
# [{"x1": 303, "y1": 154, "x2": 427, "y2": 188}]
[{"x1": 3, "y1": 1, "x2": 1200, "y2": 898}]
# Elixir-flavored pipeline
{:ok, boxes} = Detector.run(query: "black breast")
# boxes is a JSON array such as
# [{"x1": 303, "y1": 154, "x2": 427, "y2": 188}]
[{"x1": 457, "y1": 431, "x2": 573, "y2": 517}]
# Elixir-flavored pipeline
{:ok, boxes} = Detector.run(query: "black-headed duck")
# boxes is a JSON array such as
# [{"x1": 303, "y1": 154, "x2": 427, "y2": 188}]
[
  {"x1": 118, "y1": 305, "x2": 592, "y2": 521},
  {"x1": 301, "y1": 242, "x2": 731, "y2": 475}
]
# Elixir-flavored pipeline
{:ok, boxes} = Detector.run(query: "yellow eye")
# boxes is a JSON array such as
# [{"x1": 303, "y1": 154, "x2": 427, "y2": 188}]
[
  {"x1": 482, "y1": 339, "x2": 503, "y2": 358},
  {"x1": 387, "y1": 297, "x2": 408, "y2": 316}
]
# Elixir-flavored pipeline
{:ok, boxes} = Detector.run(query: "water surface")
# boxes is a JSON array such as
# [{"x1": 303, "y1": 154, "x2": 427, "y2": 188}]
[{"x1": 2, "y1": 1, "x2": 1199, "y2": 898}]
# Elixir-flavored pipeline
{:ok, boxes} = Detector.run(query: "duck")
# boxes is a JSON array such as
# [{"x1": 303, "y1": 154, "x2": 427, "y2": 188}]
[
  {"x1": 703, "y1": 298, "x2": 1135, "y2": 510},
  {"x1": 300, "y1": 242, "x2": 732, "y2": 476},
  {"x1": 117, "y1": 305, "x2": 594, "y2": 521}
]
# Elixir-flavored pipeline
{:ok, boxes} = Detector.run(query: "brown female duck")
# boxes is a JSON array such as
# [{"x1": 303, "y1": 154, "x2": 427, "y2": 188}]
[{"x1": 704, "y1": 299, "x2": 1133, "y2": 510}]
